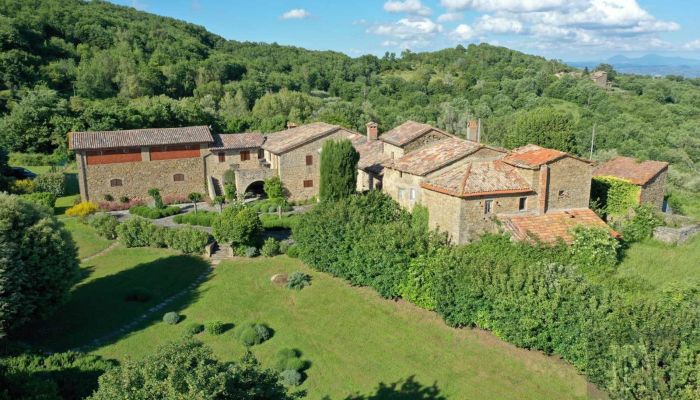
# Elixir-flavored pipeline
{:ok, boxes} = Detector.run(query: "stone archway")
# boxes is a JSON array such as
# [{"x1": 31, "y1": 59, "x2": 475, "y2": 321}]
[
  {"x1": 233, "y1": 168, "x2": 278, "y2": 200},
  {"x1": 243, "y1": 180, "x2": 266, "y2": 199}
]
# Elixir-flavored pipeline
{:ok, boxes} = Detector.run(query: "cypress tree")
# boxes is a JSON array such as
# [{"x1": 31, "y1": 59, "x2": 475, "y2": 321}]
[{"x1": 319, "y1": 139, "x2": 360, "y2": 202}]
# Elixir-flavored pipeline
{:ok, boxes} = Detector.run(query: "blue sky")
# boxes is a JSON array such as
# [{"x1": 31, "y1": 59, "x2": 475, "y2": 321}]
[{"x1": 111, "y1": 0, "x2": 700, "y2": 61}]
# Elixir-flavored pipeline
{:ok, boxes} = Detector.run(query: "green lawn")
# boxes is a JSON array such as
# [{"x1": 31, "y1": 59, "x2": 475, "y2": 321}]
[
  {"x1": 59, "y1": 217, "x2": 114, "y2": 259},
  {"x1": 90, "y1": 256, "x2": 596, "y2": 400},
  {"x1": 614, "y1": 235, "x2": 700, "y2": 297}
]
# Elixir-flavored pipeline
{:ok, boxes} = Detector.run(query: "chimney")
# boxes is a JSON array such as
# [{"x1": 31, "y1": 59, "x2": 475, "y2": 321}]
[
  {"x1": 538, "y1": 165, "x2": 549, "y2": 215},
  {"x1": 286, "y1": 122, "x2": 297, "y2": 129},
  {"x1": 467, "y1": 119, "x2": 479, "y2": 142},
  {"x1": 366, "y1": 121, "x2": 378, "y2": 141}
]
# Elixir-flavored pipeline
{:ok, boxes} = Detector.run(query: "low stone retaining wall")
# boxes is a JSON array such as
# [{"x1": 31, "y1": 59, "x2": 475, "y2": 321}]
[{"x1": 653, "y1": 223, "x2": 700, "y2": 245}]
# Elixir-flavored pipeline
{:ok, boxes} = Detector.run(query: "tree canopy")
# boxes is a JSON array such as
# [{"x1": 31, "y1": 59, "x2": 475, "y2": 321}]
[{"x1": 319, "y1": 139, "x2": 360, "y2": 202}]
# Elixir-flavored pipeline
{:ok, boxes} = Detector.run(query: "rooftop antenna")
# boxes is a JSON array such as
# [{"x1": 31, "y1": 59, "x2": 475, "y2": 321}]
[{"x1": 589, "y1": 123, "x2": 596, "y2": 160}]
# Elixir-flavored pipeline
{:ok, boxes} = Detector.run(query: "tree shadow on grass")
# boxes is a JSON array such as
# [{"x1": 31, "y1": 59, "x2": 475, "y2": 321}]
[
  {"x1": 17, "y1": 254, "x2": 211, "y2": 352},
  {"x1": 336, "y1": 376, "x2": 446, "y2": 400}
]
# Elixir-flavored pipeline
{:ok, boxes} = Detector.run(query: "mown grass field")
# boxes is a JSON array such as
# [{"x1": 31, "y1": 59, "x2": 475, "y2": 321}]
[
  {"x1": 58, "y1": 217, "x2": 114, "y2": 259},
  {"x1": 24, "y1": 216, "x2": 602, "y2": 400}
]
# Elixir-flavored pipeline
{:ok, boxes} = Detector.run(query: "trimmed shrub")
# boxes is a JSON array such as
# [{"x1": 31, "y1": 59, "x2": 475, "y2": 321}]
[
  {"x1": 286, "y1": 271, "x2": 311, "y2": 291},
  {"x1": 66, "y1": 201, "x2": 99, "y2": 217},
  {"x1": 163, "y1": 312, "x2": 180, "y2": 325},
  {"x1": 129, "y1": 205, "x2": 180, "y2": 219},
  {"x1": 173, "y1": 210, "x2": 218, "y2": 227},
  {"x1": 168, "y1": 227, "x2": 210, "y2": 254},
  {"x1": 116, "y1": 217, "x2": 158, "y2": 247},
  {"x1": 213, "y1": 205, "x2": 262, "y2": 247},
  {"x1": 19, "y1": 191, "x2": 56, "y2": 209},
  {"x1": 260, "y1": 237, "x2": 280, "y2": 257},
  {"x1": 103, "y1": 194, "x2": 114, "y2": 202},
  {"x1": 233, "y1": 322, "x2": 271, "y2": 346},
  {"x1": 88, "y1": 213, "x2": 119, "y2": 240},
  {"x1": 280, "y1": 370, "x2": 302, "y2": 386},
  {"x1": 34, "y1": 172, "x2": 65, "y2": 197},
  {"x1": 148, "y1": 188, "x2": 164, "y2": 209},
  {"x1": 273, "y1": 349, "x2": 305, "y2": 373},
  {"x1": 185, "y1": 323, "x2": 205, "y2": 335},
  {"x1": 205, "y1": 320, "x2": 225, "y2": 335}
]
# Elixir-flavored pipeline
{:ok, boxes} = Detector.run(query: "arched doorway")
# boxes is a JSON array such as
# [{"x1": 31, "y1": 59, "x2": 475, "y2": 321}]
[{"x1": 243, "y1": 180, "x2": 266, "y2": 199}]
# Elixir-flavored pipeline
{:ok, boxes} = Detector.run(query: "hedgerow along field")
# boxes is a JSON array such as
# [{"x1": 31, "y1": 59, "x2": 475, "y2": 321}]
[{"x1": 19, "y1": 213, "x2": 599, "y2": 399}]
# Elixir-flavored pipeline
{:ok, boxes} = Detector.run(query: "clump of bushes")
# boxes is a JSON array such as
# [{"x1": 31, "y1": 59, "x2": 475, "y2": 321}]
[
  {"x1": 233, "y1": 322, "x2": 271, "y2": 346},
  {"x1": 173, "y1": 210, "x2": 218, "y2": 227},
  {"x1": 88, "y1": 213, "x2": 119, "y2": 239},
  {"x1": 185, "y1": 323, "x2": 204, "y2": 335},
  {"x1": 279, "y1": 369, "x2": 302, "y2": 387},
  {"x1": 116, "y1": 218, "x2": 210, "y2": 254},
  {"x1": 618, "y1": 204, "x2": 663, "y2": 243},
  {"x1": 273, "y1": 348, "x2": 306, "y2": 374},
  {"x1": 34, "y1": 172, "x2": 65, "y2": 197},
  {"x1": 163, "y1": 312, "x2": 180, "y2": 325},
  {"x1": 232, "y1": 245, "x2": 258, "y2": 258},
  {"x1": 129, "y1": 204, "x2": 180, "y2": 219},
  {"x1": 205, "y1": 320, "x2": 226, "y2": 335},
  {"x1": 212, "y1": 204, "x2": 262, "y2": 247},
  {"x1": 285, "y1": 245, "x2": 299, "y2": 258},
  {"x1": 286, "y1": 271, "x2": 311, "y2": 291},
  {"x1": 260, "y1": 238, "x2": 280, "y2": 257},
  {"x1": 19, "y1": 192, "x2": 56, "y2": 209},
  {"x1": 66, "y1": 201, "x2": 99, "y2": 217},
  {"x1": 10, "y1": 179, "x2": 35, "y2": 194},
  {"x1": 248, "y1": 198, "x2": 292, "y2": 213},
  {"x1": 260, "y1": 214, "x2": 298, "y2": 230}
]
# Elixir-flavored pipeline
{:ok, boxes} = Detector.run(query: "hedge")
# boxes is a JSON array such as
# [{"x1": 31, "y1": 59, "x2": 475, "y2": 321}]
[
  {"x1": 129, "y1": 205, "x2": 180, "y2": 219},
  {"x1": 173, "y1": 210, "x2": 218, "y2": 227},
  {"x1": 19, "y1": 191, "x2": 56, "y2": 209},
  {"x1": 292, "y1": 191, "x2": 700, "y2": 399},
  {"x1": 116, "y1": 218, "x2": 210, "y2": 254}
]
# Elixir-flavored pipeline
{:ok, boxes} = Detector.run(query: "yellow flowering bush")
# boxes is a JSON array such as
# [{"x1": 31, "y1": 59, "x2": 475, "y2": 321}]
[{"x1": 66, "y1": 201, "x2": 99, "y2": 217}]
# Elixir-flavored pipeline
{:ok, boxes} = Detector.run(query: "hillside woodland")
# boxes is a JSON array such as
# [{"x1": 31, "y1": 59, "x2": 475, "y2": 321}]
[{"x1": 1, "y1": 0, "x2": 699, "y2": 206}]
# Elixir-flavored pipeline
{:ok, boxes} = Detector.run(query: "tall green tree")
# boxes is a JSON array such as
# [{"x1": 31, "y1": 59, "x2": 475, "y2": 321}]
[
  {"x1": 0, "y1": 194, "x2": 79, "y2": 337},
  {"x1": 505, "y1": 108, "x2": 577, "y2": 152},
  {"x1": 319, "y1": 139, "x2": 360, "y2": 202}
]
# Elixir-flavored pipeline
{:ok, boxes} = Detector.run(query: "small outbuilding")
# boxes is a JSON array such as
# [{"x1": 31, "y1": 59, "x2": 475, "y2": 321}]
[{"x1": 593, "y1": 156, "x2": 669, "y2": 211}]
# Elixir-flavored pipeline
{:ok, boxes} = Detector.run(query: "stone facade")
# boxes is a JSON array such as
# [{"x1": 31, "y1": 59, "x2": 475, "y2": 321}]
[
  {"x1": 77, "y1": 144, "x2": 208, "y2": 202},
  {"x1": 639, "y1": 169, "x2": 667, "y2": 210},
  {"x1": 544, "y1": 156, "x2": 592, "y2": 211},
  {"x1": 402, "y1": 130, "x2": 450, "y2": 153}
]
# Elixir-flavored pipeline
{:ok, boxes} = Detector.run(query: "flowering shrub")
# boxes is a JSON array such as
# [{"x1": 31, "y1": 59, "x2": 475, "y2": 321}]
[
  {"x1": 98, "y1": 199, "x2": 145, "y2": 211},
  {"x1": 163, "y1": 194, "x2": 189, "y2": 205},
  {"x1": 10, "y1": 179, "x2": 36, "y2": 194},
  {"x1": 66, "y1": 201, "x2": 99, "y2": 217}
]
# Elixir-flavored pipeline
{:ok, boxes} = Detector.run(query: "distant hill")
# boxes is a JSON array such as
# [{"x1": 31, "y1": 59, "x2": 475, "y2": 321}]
[{"x1": 569, "y1": 54, "x2": 700, "y2": 77}]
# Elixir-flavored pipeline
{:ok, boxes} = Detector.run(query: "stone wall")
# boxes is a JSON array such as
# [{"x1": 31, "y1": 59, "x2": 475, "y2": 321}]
[
  {"x1": 205, "y1": 148, "x2": 264, "y2": 183},
  {"x1": 653, "y1": 224, "x2": 700, "y2": 245},
  {"x1": 382, "y1": 169, "x2": 425, "y2": 211},
  {"x1": 382, "y1": 142, "x2": 404, "y2": 159},
  {"x1": 546, "y1": 156, "x2": 592, "y2": 212},
  {"x1": 356, "y1": 169, "x2": 379, "y2": 192},
  {"x1": 81, "y1": 147, "x2": 207, "y2": 201},
  {"x1": 640, "y1": 168, "x2": 667, "y2": 210},
  {"x1": 402, "y1": 129, "x2": 450, "y2": 153},
  {"x1": 277, "y1": 129, "x2": 356, "y2": 200},
  {"x1": 423, "y1": 188, "x2": 463, "y2": 241}
]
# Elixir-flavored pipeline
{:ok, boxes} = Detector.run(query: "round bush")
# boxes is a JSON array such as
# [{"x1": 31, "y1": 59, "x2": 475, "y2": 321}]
[
  {"x1": 286, "y1": 271, "x2": 311, "y2": 290},
  {"x1": 185, "y1": 323, "x2": 205, "y2": 335},
  {"x1": 280, "y1": 369, "x2": 302, "y2": 386},
  {"x1": 255, "y1": 324, "x2": 271, "y2": 341},
  {"x1": 163, "y1": 312, "x2": 180, "y2": 325},
  {"x1": 234, "y1": 322, "x2": 271, "y2": 346},
  {"x1": 260, "y1": 237, "x2": 280, "y2": 257},
  {"x1": 239, "y1": 327, "x2": 260, "y2": 346},
  {"x1": 286, "y1": 245, "x2": 299, "y2": 258},
  {"x1": 206, "y1": 320, "x2": 225, "y2": 335}
]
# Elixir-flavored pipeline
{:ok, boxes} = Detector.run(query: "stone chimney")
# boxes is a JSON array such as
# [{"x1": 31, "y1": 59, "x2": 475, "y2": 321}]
[
  {"x1": 538, "y1": 165, "x2": 549, "y2": 215},
  {"x1": 467, "y1": 119, "x2": 479, "y2": 142},
  {"x1": 286, "y1": 122, "x2": 297, "y2": 129},
  {"x1": 366, "y1": 121, "x2": 378, "y2": 141}
]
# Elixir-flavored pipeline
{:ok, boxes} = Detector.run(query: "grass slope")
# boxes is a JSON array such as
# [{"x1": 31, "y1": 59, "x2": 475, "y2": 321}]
[
  {"x1": 93, "y1": 257, "x2": 596, "y2": 400},
  {"x1": 58, "y1": 217, "x2": 113, "y2": 259}
]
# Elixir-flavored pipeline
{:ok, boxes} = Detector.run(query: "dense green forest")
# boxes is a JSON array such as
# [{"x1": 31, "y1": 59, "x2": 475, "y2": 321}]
[{"x1": 1, "y1": 0, "x2": 699, "y2": 198}]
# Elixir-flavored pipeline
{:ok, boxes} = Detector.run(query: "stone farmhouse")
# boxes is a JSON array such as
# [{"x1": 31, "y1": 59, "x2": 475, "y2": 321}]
[
  {"x1": 70, "y1": 119, "x2": 623, "y2": 244},
  {"x1": 593, "y1": 156, "x2": 669, "y2": 211}
]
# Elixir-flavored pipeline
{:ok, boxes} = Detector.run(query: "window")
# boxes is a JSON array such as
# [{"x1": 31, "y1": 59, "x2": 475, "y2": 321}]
[
  {"x1": 398, "y1": 187, "x2": 405, "y2": 200},
  {"x1": 110, "y1": 178, "x2": 123, "y2": 187},
  {"x1": 258, "y1": 149, "x2": 265, "y2": 159},
  {"x1": 518, "y1": 197, "x2": 527, "y2": 211},
  {"x1": 409, "y1": 188, "x2": 416, "y2": 201},
  {"x1": 218, "y1": 152, "x2": 226, "y2": 163},
  {"x1": 558, "y1": 190, "x2": 566, "y2": 197},
  {"x1": 484, "y1": 199, "x2": 493, "y2": 214},
  {"x1": 240, "y1": 150, "x2": 250, "y2": 161},
  {"x1": 305, "y1": 155, "x2": 313, "y2": 166},
  {"x1": 173, "y1": 173, "x2": 185, "y2": 182},
  {"x1": 303, "y1": 180, "x2": 313, "y2": 188}
]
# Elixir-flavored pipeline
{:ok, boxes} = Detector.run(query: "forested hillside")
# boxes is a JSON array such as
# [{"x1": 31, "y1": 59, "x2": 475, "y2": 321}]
[{"x1": 1, "y1": 0, "x2": 699, "y2": 199}]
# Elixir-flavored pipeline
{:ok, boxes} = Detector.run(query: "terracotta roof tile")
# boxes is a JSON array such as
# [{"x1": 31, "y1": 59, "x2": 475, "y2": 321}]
[
  {"x1": 349, "y1": 135, "x2": 391, "y2": 174},
  {"x1": 499, "y1": 209, "x2": 619, "y2": 244},
  {"x1": 210, "y1": 133, "x2": 265, "y2": 151},
  {"x1": 380, "y1": 120, "x2": 449, "y2": 147},
  {"x1": 383, "y1": 138, "x2": 487, "y2": 176},
  {"x1": 501, "y1": 144, "x2": 568, "y2": 168},
  {"x1": 262, "y1": 122, "x2": 342, "y2": 154},
  {"x1": 422, "y1": 160, "x2": 533, "y2": 198},
  {"x1": 593, "y1": 156, "x2": 668, "y2": 185},
  {"x1": 69, "y1": 126, "x2": 213, "y2": 150}
]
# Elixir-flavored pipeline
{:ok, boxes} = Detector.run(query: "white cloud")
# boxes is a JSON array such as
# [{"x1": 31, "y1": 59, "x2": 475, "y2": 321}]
[
  {"x1": 683, "y1": 39, "x2": 700, "y2": 50},
  {"x1": 440, "y1": 0, "x2": 571, "y2": 13},
  {"x1": 384, "y1": 0, "x2": 432, "y2": 16},
  {"x1": 368, "y1": 17, "x2": 443, "y2": 48},
  {"x1": 281, "y1": 9, "x2": 310, "y2": 20},
  {"x1": 452, "y1": 24, "x2": 475, "y2": 40},
  {"x1": 437, "y1": 12, "x2": 463, "y2": 22},
  {"x1": 475, "y1": 15, "x2": 523, "y2": 34}
]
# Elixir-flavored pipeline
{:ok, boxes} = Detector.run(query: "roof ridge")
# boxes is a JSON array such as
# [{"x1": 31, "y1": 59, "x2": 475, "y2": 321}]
[{"x1": 458, "y1": 162, "x2": 473, "y2": 195}]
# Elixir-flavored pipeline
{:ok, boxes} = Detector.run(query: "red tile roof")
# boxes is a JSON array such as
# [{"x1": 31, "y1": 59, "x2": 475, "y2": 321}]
[
  {"x1": 422, "y1": 160, "x2": 533, "y2": 198},
  {"x1": 501, "y1": 144, "x2": 569, "y2": 169},
  {"x1": 210, "y1": 133, "x2": 265, "y2": 151},
  {"x1": 499, "y1": 209, "x2": 619, "y2": 244},
  {"x1": 349, "y1": 135, "x2": 392, "y2": 174},
  {"x1": 380, "y1": 120, "x2": 450, "y2": 147},
  {"x1": 69, "y1": 126, "x2": 214, "y2": 150},
  {"x1": 593, "y1": 156, "x2": 669, "y2": 185},
  {"x1": 262, "y1": 122, "x2": 343, "y2": 154},
  {"x1": 383, "y1": 138, "x2": 488, "y2": 176}
]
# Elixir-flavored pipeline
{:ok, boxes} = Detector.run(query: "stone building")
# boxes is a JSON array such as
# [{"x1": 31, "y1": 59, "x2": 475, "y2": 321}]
[
  {"x1": 379, "y1": 120, "x2": 452, "y2": 159},
  {"x1": 593, "y1": 156, "x2": 669, "y2": 211},
  {"x1": 590, "y1": 70, "x2": 608, "y2": 88}
]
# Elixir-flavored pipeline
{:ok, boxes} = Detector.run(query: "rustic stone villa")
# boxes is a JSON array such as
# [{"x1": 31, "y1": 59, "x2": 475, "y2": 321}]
[
  {"x1": 593, "y1": 156, "x2": 669, "y2": 211},
  {"x1": 69, "y1": 119, "x2": 638, "y2": 244}
]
